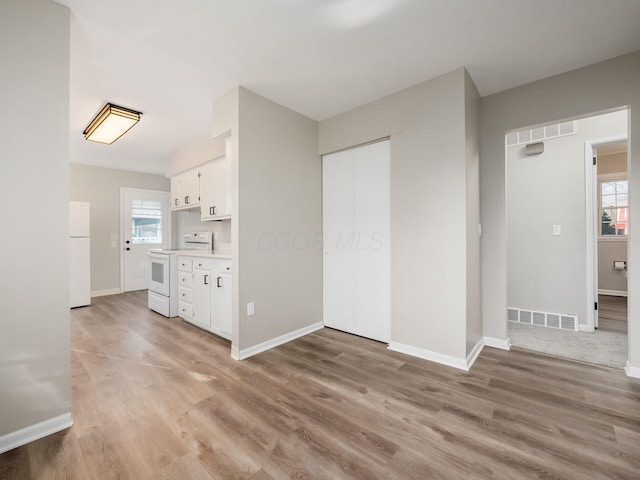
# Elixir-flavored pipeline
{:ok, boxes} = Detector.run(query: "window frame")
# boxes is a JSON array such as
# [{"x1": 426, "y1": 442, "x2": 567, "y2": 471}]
[{"x1": 598, "y1": 172, "x2": 628, "y2": 242}]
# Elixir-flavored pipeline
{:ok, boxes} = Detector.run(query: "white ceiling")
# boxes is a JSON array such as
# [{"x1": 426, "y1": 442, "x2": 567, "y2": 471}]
[{"x1": 56, "y1": 0, "x2": 640, "y2": 175}]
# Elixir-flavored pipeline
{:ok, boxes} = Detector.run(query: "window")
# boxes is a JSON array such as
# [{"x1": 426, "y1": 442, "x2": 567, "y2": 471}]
[
  {"x1": 130, "y1": 199, "x2": 163, "y2": 244},
  {"x1": 599, "y1": 177, "x2": 628, "y2": 237}
]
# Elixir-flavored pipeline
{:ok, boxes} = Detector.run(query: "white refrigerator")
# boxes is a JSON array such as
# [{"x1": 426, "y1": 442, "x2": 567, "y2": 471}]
[{"x1": 70, "y1": 201, "x2": 91, "y2": 308}]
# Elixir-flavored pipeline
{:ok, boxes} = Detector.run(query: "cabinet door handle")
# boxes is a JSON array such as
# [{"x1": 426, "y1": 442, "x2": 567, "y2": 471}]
[
  {"x1": 204, "y1": 274, "x2": 209, "y2": 285},
  {"x1": 174, "y1": 198, "x2": 178, "y2": 206},
  {"x1": 209, "y1": 206, "x2": 214, "y2": 216},
  {"x1": 217, "y1": 276, "x2": 222, "y2": 288},
  {"x1": 185, "y1": 195, "x2": 190, "y2": 204}
]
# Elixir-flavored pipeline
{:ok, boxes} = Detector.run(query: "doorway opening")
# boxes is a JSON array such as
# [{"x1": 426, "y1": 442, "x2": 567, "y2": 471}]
[
  {"x1": 592, "y1": 139, "x2": 628, "y2": 336},
  {"x1": 505, "y1": 108, "x2": 629, "y2": 369},
  {"x1": 120, "y1": 188, "x2": 171, "y2": 292}
]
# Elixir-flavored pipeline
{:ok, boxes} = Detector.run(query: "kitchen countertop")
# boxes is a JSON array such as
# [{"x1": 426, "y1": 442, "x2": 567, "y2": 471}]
[{"x1": 149, "y1": 249, "x2": 231, "y2": 259}]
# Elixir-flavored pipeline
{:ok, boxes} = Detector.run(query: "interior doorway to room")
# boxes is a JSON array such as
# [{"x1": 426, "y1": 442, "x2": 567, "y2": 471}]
[
  {"x1": 120, "y1": 188, "x2": 171, "y2": 292},
  {"x1": 505, "y1": 109, "x2": 629, "y2": 369},
  {"x1": 591, "y1": 139, "x2": 629, "y2": 335}
]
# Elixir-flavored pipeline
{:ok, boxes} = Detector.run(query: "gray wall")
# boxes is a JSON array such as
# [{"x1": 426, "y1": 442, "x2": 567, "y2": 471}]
[
  {"x1": 598, "y1": 151, "x2": 628, "y2": 294},
  {"x1": 0, "y1": 0, "x2": 71, "y2": 437},
  {"x1": 320, "y1": 68, "x2": 477, "y2": 361},
  {"x1": 599, "y1": 242, "x2": 627, "y2": 293},
  {"x1": 480, "y1": 50, "x2": 640, "y2": 367},
  {"x1": 465, "y1": 71, "x2": 483, "y2": 355},
  {"x1": 236, "y1": 87, "x2": 322, "y2": 352},
  {"x1": 70, "y1": 164, "x2": 170, "y2": 294}
]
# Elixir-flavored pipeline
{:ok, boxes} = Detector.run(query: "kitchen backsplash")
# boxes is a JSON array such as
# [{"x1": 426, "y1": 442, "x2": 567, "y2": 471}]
[{"x1": 173, "y1": 209, "x2": 231, "y2": 254}]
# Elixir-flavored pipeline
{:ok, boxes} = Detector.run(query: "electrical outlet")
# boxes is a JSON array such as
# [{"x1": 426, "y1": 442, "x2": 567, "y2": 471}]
[
  {"x1": 247, "y1": 302, "x2": 255, "y2": 316},
  {"x1": 552, "y1": 224, "x2": 561, "y2": 236}
]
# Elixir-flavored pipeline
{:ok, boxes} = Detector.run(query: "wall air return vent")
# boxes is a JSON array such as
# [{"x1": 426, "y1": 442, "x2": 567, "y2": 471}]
[
  {"x1": 507, "y1": 307, "x2": 578, "y2": 332},
  {"x1": 506, "y1": 121, "x2": 576, "y2": 147}
]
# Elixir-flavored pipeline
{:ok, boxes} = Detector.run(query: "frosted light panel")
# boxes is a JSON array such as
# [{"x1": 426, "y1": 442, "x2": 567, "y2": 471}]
[
  {"x1": 86, "y1": 115, "x2": 137, "y2": 144},
  {"x1": 83, "y1": 103, "x2": 141, "y2": 144}
]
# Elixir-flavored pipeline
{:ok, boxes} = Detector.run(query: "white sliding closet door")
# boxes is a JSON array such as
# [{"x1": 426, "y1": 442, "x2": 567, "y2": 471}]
[{"x1": 323, "y1": 140, "x2": 390, "y2": 342}]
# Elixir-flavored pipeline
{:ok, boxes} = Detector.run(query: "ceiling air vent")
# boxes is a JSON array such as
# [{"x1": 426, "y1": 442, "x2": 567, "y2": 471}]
[
  {"x1": 506, "y1": 121, "x2": 576, "y2": 148},
  {"x1": 545, "y1": 124, "x2": 559, "y2": 137},
  {"x1": 518, "y1": 130, "x2": 532, "y2": 143},
  {"x1": 558, "y1": 121, "x2": 575, "y2": 135},
  {"x1": 532, "y1": 127, "x2": 545, "y2": 141}
]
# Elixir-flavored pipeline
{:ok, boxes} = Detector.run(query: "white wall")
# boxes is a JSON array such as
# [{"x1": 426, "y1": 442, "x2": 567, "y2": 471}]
[
  {"x1": 480, "y1": 50, "x2": 640, "y2": 369},
  {"x1": 465, "y1": 71, "x2": 483, "y2": 355},
  {"x1": 0, "y1": 0, "x2": 71, "y2": 443},
  {"x1": 507, "y1": 111, "x2": 627, "y2": 325},
  {"x1": 236, "y1": 87, "x2": 322, "y2": 354},
  {"x1": 70, "y1": 164, "x2": 170, "y2": 294},
  {"x1": 320, "y1": 68, "x2": 479, "y2": 363},
  {"x1": 166, "y1": 134, "x2": 226, "y2": 177}
]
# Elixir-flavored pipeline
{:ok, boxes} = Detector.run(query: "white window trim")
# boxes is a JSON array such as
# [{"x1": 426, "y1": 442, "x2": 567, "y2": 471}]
[{"x1": 597, "y1": 172, "x2": 628, "y2": 241}]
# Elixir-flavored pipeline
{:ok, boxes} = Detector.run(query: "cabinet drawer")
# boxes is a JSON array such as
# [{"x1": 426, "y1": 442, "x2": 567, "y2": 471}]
[
  {"x1": 179, "y1": 301, "x2": 193, "y2": 319},
  {"x1": 179, "y1": 258, "x2": 193, "y2": 272},
  {"x1": 178, "y1": 272, "x2": 193, "y2": 287},
  {"x1": 178, "y1": 287, "x2": 192, "y2": 303},
  {"x1": 193, "y1": 259, "x2": 210, "y2": 270}
]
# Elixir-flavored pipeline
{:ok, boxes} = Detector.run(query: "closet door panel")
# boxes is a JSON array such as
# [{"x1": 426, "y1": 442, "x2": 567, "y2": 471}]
[
  {"x1": 354, "y1": 140, "x2": 391, "y2": 342},
  {"x1": 322, "y1": 149, "x2": 356, "y2": 333}
]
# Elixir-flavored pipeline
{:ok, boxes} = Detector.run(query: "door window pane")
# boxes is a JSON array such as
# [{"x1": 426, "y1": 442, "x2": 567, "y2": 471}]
[{"x1": 131, "y1": 199, "x2": 163, "y2": 244}]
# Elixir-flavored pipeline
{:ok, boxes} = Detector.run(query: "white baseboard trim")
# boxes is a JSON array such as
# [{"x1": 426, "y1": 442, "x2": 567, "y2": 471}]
[
  {"x1": 579, "y1": 324, "x2": 595, "y2": 332},
  {"x1": 483, "y1": 336, "x2": 511, "y2": 350},
  {"x1": 230, "y1": 344, "x2": 240, "y2": 361},
  {"x1": 598, "y1": 289, "x2": 627, "y2": 297},
  {"x1": 0, "y1": 412, "x2": 72, "y2": 455},
  {"x1": 388, "y1": 342, "x2": 469, "y2": 371},
  {"x1": 91, "y1": 288, "x2": 121, "y2": 298},
  {"x1": 625, "y1": 361, "x2": 640, "y2": 379},
  {"x1": 466, "y1": 338, "x2": 485, "y2": 370},
  {"x1": 236, "y1": 322, "x2": 324, "y2": 360}
]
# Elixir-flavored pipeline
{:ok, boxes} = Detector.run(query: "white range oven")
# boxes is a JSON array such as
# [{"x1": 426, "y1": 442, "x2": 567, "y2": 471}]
[{"x1": 148, "y1": 231, "x2": 213, "y2": 317}]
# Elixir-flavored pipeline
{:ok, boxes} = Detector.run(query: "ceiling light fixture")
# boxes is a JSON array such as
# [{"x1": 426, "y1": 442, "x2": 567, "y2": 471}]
[{"x1": 83, "y1": 103, "x2": 142, "y2": 144}]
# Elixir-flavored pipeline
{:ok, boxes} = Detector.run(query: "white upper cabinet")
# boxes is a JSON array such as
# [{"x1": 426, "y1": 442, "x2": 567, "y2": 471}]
[
  {"x1": 170, "y1": 167, "x2": 200, "y2": 211},
  {"x1": 200, "y1": 155, "x2": 231, "y2": 221},
  {"x1": 170, "y1": 138, "x2": 231, "y2": 219}
]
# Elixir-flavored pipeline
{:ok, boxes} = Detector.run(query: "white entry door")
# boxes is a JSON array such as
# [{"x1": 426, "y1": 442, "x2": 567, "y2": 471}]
[
  {"x1": 323, "y1": 139, "x2": 391, "y2": 342},
  {"x1": 121, "y1": 188, "x2": 171, "y2": 292}
]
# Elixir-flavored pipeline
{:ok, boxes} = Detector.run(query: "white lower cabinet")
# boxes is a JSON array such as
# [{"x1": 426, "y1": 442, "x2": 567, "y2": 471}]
[
  {"x1": 192, "y1": 263, "x2": 212, "y2": 329},
  {"x1": 177, "y1": 255, "x2": 232, "y2": 340}
]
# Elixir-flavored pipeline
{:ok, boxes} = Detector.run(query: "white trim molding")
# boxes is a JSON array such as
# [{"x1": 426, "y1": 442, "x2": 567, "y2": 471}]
[
  {"x1": 388, "y1": 342, "x2": 470, "y2": 371},
  {"x1": 0, "y1": 412, "x2": 72, "y2": 455},
  {"x1": 91, "y1": 288, "x2": 122, "y2": 298},
  {"x1": 598, "y1": 289, "x2": 628, "y2": 297},
  {"x1": 466, "y1": 338, "x2": 485, "y2": 370},
  {"x1": 235, "y1": 322, "x2": 323, "y2": 360},
  {"x1": 483, "y1": 336, "x2": 511, "y2": 350},
  {"x1": 578, "y1": 324, "x2": 595, "y2": 332},
  {"x1": 625, "y1": 361, "x2": 640, "y2": 379}
]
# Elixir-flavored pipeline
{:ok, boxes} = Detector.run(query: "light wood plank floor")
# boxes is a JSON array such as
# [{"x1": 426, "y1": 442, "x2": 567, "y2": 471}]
[
  {"x1": 1, "y1": 291, "x2": 640, "y2": 479},
  {"x1": 598, "y1": 294, "x2": 628, "y2": 333}
]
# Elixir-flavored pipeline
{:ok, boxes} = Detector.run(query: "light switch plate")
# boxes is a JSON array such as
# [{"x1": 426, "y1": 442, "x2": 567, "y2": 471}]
[
  {"x1": 552, "y1": 224, "x2": 561, "y2": 236},
  {"x1": 247, "y1": 302, "x2": 255, "y2": 316}
]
